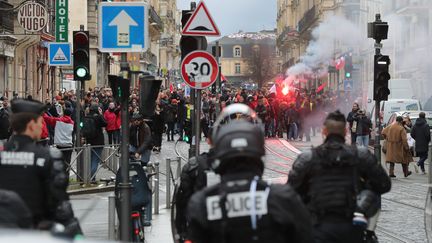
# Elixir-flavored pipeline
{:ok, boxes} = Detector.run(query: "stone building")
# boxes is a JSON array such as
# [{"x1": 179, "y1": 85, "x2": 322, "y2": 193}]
[{"x1": 207, "y1": 30, "x2": 282, "y2": 88}]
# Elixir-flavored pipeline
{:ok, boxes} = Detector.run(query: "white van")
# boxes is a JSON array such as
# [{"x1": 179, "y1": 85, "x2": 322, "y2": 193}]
[{"x1": 369, "y1": 99, "x2": 422, "y2": 144}]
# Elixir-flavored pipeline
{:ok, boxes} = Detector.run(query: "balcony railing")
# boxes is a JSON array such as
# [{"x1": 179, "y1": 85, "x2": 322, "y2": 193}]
[
  {"x1": 276, "y1": 26, "x2": 298, "y2": 47},
  {"x1": 297, "y1": 5, "x2": 317, "y2": 33},
  {"x1": 149, "y1": 6, "x2": 163, "y2": 30},
  {"x1": 0, "y1": 1, "x2": 14, "y2": 33}
]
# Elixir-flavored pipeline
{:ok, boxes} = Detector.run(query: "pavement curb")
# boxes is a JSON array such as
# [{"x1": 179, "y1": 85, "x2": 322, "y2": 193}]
[{"x1": 68, "y1": 185, "x2": 115, "y2": 195}]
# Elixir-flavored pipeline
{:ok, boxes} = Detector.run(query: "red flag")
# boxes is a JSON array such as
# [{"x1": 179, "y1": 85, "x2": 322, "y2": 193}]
[
  {"x1": 221, "y1": 74, "x2": 227, "y2": 82},
  {"x1": 169, "y1": 83, "x2": 174, "y2": 93},
  {"x1": 316, "y1": 81, "x2": 328, "y2": 93},
  {"x1": 335, "y1": 57, "x2": 345, "y2": 70}
]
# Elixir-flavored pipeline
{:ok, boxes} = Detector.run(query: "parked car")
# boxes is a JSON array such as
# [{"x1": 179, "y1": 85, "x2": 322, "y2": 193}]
[{"x1": 385, "y1": 111, "x2": 432, "y2": 129}]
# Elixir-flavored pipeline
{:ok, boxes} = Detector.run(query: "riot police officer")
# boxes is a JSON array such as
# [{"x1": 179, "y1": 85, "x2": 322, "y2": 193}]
[
  {"x1": 0, "y1": 99, "x2": 82, "y2": 236},
  {"x1": 186, "y1": 104, "x2": 313, "y2": 243},
  {"x1": 174, "y1": 129, "x2": 216, "y2": 242},
  {"x1": 175, "y1": 104, "x2": 266, "y2": 242},
  {"x1": 287, "y1": 110, "x2": 391, "y2": 243}
]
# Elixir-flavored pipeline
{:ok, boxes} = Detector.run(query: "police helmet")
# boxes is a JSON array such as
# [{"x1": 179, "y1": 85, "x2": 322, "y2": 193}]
[
  {"x1": 211, "y1": 104, "x2": 265, "y2": 173},
  {"x1": 211, "y1": 103, "x2": 262, "y2": 141}
]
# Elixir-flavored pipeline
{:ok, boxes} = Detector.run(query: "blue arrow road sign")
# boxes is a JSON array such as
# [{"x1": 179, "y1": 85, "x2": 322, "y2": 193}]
[
  {"x1": 48, "y1": 42, "x2": 71, "y2": 66},
  {"x1": 99, "y1": 2, "x2": 148, "y2": 52}
]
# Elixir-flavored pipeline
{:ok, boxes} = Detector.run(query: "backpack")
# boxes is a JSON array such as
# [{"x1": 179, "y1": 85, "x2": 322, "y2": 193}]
[{"x1": 81, "y1": 115, "x2": 97, "y2": 139}]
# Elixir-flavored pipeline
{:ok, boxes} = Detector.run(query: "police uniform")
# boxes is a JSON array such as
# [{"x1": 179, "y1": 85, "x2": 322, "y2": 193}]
[
  {"x1": 175, "y1": 150, "x2": 220, "y2": 241},
  {"x1": 0, "y1": 99, "x2": 81, "y2": 236},
  {"x1": 186, "y1": 116, "x2": 313, "y2": 243},
  {"x1": 288, "y1": 134, "x2": 391, "y2": 243}
]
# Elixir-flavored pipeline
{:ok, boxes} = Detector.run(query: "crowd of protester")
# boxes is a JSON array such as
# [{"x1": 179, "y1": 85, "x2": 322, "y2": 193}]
[{"x1": 0, "y1": 84, "x2": 358, "y2": 180}]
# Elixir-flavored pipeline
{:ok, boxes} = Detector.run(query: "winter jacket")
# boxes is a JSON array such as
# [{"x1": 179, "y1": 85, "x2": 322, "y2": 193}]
[
  {"x1": 130, "y1": 122, "x2": 152, "y2": 154},
  {"x1": 165, "y1": 104, "x2": 177, "y2": 123},
  {"x1": 411, "y1": 118, "x2": 431, "y2": 153},
  {"x1": 104, "y1": 109, "x2": 120, "y2": 131},
  {"x1": 43, "y1": 114, "x2": 74, "y2": 147},
  {"x1": 354, "y1": 114, "x2": 372, "y2": 136},
  {"x1": 382, "y1": 123, "x2": 411, "y2": 164},
  {"x1": 0, "y1": 108, "x2": 10, "y2": 140},
  {"x1": 86, "y1": 112, "x2": 108, "y2": 146}
]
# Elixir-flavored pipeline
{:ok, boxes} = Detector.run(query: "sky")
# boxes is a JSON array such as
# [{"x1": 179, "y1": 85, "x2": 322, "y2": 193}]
[{"x1": 176, "y1": 0, "x2": 277, "y2": 39}]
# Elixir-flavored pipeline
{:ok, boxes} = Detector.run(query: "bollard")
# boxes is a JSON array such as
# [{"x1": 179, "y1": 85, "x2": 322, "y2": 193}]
[
  {"x1": 108, "y1": 195, "x2": 116, "y2": 240},
  {"x1": 428, "y1": 143, "x2": 432, "y2": 185},
  {"x1": 176, "y1": 157, "x2": 182, "y2": 180},
  {"x1": 83, "y1": 145, "x2": 92, "y2": 185},
  {"x1": 166, "y1": 158, "x2": 171, "y2": 209},
  {"x1": 154, "y1": 161, "x2": 160, "y2": 215}
]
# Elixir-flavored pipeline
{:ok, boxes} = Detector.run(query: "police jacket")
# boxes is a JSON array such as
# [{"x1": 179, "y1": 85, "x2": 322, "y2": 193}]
[
  {"x1": 187, "y1": 172, "x2": 313, "y2": 243},
  {"x1": 175, "y1": 151, "x2": 218, "y2": 239},
  {"x1": 287, "y1": 134, "x2": 391, "y2": 223},
  {"x1": 0, "y1": 135, "x2": 82, "y2": 235}
]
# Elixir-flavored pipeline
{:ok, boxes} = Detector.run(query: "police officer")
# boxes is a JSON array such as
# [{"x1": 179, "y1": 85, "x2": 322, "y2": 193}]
[
  {"x1": 174, "y1": 133, "x2": 216, "y2": 242},
  {"x1": 186, "y1": 104, "x2": 313, "y2": 243},
  {"x1": 175, "y1": 104, "x2": 264, "y2": 242},
  {"x1": 287, "y1": 110, "x2": 391, "y2": 243},
  {"x1": 0, "y1": 99, "x2": 82, "y2": 236}
]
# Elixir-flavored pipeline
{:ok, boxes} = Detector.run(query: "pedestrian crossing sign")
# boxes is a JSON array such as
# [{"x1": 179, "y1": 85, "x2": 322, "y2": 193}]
[{"x1": 48, "y1": 42, "x2": 72, "y2": 66}]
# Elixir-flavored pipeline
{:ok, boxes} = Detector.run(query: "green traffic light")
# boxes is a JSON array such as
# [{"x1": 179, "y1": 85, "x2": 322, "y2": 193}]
[
  {"x1": 345, "y1": 72, "x2": 351, "y2": 78},
  {"x1": 76, "y1": 67, "x2": 88, "y2": 78},
  {"x1": 79, "y1": 122, "x2": 83, "y2": 128}
]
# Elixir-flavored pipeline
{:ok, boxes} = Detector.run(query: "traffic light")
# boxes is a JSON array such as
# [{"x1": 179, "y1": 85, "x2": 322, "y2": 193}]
[
  {"x1": 180, "y1": 9, "x2": 207, "y2": 60},
  {"x1": 373, "y1": 54, "x2": 391, "y2": 101},
  {"x1": 345, "y1": 54, "x2": 353, "y2": 79},
  {"x1": 73, "y1": 31, "x2": 91, "y2": 81},
  {"x1": 139, "y1": 74, "x2": 162, "y2": 119},
  {"x1": 108, "y1": 75, "x2": 130, "y2": 102}
]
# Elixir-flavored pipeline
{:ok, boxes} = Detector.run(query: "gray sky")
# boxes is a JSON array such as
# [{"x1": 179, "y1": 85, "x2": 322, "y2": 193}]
[{"x1": 176, "y1": 0, "x2": 277, "y2": 38}]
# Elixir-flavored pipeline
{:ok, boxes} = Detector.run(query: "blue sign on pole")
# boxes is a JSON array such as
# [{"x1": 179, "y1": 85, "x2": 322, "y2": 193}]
[
  {"x1": 48, "y1": 43, "x2": 71, "y2": 66},
  {"x1": 99, "y1": 2, "x2": 148, "y2": 53},
  {"x1": 344, "y1": 79, "x2": 353, "y2": 91}
]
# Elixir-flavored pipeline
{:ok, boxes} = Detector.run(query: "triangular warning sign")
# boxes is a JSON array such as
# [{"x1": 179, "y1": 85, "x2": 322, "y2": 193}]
[
  {"x1": 52, "y1": 47, "x2": 68, "y2": 62},
  {"x1": 182, "y1": 1, "x2": 220, "y2": 37}
]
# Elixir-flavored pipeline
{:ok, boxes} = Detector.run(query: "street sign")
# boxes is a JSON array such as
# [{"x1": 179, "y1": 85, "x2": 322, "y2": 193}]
[
  {"x1": 181, "y1": 51, "x2": 219, "y2": 89},
  {"x1": 344, "y1": 79, "x2": 353, "y2": 91},
  {"x1": 98, "y1": 2, "x2": 148, "y2": 52},
  {"x1": 182, "y1": 1, "x2": 220, "y2": 37},
  {"x1": 17, "y1": 2, "x2": 48, "y2": 32},
  {"x1": 56, "y1": 0, "x2": 68, "y2": 42},
  {"x1": 48, "y1": 43, "x2": 72, "y2": 66}
]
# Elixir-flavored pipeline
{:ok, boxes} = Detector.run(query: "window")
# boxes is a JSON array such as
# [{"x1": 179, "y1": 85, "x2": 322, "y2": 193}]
[
  {"x1": 235, "y1": 63, "x2": 241, "y2": 74},
  {"x1": 234, "y1": 46, "x2": 241, "y2": 57}
]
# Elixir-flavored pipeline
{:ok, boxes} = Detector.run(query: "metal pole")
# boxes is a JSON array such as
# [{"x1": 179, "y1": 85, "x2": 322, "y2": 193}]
[
  {"x1": 108, "y1": 195, "x2": 116, "y2": 240},
  {"x1": 195, "y1": 91, "x2": 201, "y2": 157},
  {"x1": 75, "y1": 80, "x2": 82, "y2": 181},
  {"x1": 215, "y1": 41, "x2": 221, "y2": 94},
  {"x1": 189, "y1": 89, "x2": 196, "y2": 158},
  {"x1": 154, "y1": 162, "x2": 160, "y2": 215},
  {"x1": 166, "y1": 158, "x2": 171, "y2": 209},
  {"x1": 118, "y1": 51, "x2": 132, "y2": 241},
  {"x1": 176, "y1": 157, "x2": 181, "y2": 179},
  {"x1": 374, "y1": 41, "x2": 382, "y2": 164}
]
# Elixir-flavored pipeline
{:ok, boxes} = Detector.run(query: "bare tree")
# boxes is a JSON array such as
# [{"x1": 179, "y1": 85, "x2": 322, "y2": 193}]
[{"x1": 247, "y1": 45, "x2": 276, "y2": 88}]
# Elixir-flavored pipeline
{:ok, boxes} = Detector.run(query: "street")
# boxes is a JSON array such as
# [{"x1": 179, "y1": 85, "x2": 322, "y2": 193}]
[{"x1": 71, "y1": 134, "x2": 429, "y2": 242}]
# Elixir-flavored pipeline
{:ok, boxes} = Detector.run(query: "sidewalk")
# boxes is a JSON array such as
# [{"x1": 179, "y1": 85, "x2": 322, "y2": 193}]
[{"x1": 145, "y1": 208, "x2": 174, "y2": 243}]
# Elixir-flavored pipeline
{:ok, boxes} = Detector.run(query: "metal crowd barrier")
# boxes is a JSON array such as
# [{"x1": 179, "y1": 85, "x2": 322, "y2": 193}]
[
  {"x1": 57, "y1": 144, "x2": 120, "y2": 186},
  {"x1": 166, "y1": 157, "x2": 182, "y2": 209}
]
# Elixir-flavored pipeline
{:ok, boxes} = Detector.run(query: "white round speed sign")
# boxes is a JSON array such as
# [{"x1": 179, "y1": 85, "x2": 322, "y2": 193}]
[
  {"x1": 181, "y1": 51, "x2": 219, "y2": 89},
  {"x1": 17, "y1": 2, "x2": 48, "y2": 32}
]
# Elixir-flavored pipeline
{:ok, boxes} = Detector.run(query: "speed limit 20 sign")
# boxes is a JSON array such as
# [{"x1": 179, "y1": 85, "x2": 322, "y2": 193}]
[{"x1": 181, "y1": 51, "x2": 219, "y2": 89}]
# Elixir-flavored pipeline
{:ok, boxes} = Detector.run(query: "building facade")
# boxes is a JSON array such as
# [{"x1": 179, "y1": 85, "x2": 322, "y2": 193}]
[
  {"x1": 276, "y1": 0, "x2": 362, "y2": 93},
  {"x1": 0, "y1": 0, "x2": 181, "y2": 100},
  {"x1": 207, "y1": 30, "x2": 282, "y2": 88}
]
